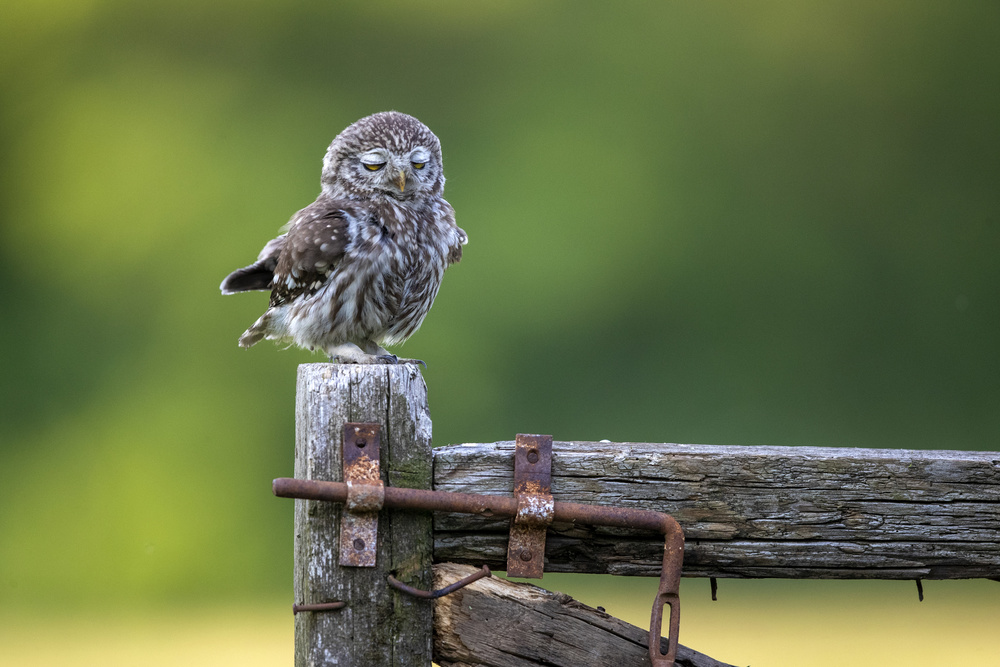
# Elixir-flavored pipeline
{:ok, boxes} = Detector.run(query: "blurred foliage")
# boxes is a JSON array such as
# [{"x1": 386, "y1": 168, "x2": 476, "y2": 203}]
[{"x1": 1, "y1": 1, "x2": 998, "y2": 606}]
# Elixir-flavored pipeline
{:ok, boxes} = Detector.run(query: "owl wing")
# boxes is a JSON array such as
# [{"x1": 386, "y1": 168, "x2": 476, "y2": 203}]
[
  {"x1": 434, "y1": 199, "x2": 467, "y2": 266},
  {"x1": 269, "y1": 201, "x2": 352, "y2": 307},
  {"x1": 449, "y1": 225, "x2": 468, "y2": 265}
]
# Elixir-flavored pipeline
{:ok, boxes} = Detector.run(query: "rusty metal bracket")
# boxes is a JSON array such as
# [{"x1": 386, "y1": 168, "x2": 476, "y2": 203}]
[
  {"x1": 339, "y1": 422, "x2": 384, "y2": 567},
  {"x1": 506, "y1": 434, "x2": 554, "y2": 578}
]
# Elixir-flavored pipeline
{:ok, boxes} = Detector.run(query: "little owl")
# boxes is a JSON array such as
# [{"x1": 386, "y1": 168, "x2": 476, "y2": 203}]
[{"x1": 220, "y1": 111, "x2": 467, "y2": 365}]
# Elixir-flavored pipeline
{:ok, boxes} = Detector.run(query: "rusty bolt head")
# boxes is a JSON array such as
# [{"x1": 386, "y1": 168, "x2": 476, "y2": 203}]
[
  {"x1": 527, "y1": 449, "x2": 539, "y2": 464},
  {"x1": 355, "y1": 438, "x2": 367, "y2": 448},
  {"x1": 519, "y1": 548, "x2": 533, "y2": 562},
  {"x1": 353, "y1": 538, "x2": 365, "y2": 550}
]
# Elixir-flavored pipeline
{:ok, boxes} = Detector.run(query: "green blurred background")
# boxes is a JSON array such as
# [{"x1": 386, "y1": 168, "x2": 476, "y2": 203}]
[{"x1": 2, "y1": 1, "x2": 998, "y2": 665}]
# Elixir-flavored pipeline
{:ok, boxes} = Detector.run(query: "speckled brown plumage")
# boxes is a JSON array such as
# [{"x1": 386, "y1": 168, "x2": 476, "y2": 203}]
[{"x1": 220, "y1": 112, "x2": 467, "y2": 364}]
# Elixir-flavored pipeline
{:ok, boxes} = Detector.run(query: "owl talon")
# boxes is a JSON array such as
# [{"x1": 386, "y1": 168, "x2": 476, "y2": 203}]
[{"x1": 375, "y1": 354, "x2": 425, "y2": 367}]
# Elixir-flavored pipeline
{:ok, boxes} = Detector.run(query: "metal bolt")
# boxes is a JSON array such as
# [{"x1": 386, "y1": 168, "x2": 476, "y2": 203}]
[
  {"x1": 355, "y1": 438, "x2": 367, "y2": 448},
  {"x1": 353, "y1": 538, "x2": 366, "y2": 550},
  {"x1": 527, "y1": 449, "x2": 539, "y2": 464},
  {"x1": 519, "y1": 548, "x2": 533, "y2": 562}
]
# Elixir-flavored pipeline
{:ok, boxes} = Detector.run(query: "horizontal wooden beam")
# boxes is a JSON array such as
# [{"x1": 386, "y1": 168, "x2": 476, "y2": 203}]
[
  {"x1": 432, "y1": 563, "x2": 735, "y2": 667},
  {"x1": 432, "y1": 441, "x2": 1000, "y2": 579}
]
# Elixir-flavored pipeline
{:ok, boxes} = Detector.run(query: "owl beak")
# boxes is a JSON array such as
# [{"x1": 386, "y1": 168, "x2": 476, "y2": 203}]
[{"x1": 395, "y1": 170, "x2": 406, "y2": 192}]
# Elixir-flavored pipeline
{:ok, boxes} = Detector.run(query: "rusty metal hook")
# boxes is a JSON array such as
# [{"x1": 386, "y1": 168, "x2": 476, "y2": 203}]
[{"x1": 388, "y1": 565, "x2": 492, "y2": 599}]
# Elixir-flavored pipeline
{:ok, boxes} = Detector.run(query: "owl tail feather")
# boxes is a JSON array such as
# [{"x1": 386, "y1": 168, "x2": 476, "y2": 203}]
[
  {"x1": 239, "y1": 328, "x2": 265, "y2": 348},
  {"x1": 238, "y1": 312, "x2": 271, "y2": 348}
]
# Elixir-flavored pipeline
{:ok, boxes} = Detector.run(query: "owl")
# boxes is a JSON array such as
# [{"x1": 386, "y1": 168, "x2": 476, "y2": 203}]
[{"x1": 220, "y1": 111, "x2": 467, "y2": 365}]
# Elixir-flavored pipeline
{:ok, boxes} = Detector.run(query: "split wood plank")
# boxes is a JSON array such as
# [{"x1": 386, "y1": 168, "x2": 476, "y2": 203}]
[{"x1": 433, "y1": 563, "x2": 736, "y2": 667}]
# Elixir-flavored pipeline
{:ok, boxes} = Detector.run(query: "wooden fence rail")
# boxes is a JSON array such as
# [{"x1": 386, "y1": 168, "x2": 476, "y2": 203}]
[{"x1": 433, "y1": 440, "x2": 1000, "y2": 580}]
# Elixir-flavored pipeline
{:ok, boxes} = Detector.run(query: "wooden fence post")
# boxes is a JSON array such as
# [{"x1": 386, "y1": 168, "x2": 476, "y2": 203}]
[{"x1": 294, "y1": 363, "x2": 434, "y2": 667}]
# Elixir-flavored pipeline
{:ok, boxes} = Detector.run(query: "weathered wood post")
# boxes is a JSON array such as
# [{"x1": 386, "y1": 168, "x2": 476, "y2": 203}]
[{"x1": 294, "y1": 363, "x2": 434, "y2": 667}]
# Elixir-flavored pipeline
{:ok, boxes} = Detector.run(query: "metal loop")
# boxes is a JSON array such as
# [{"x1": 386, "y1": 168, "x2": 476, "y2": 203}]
[
  {"x1": 648, "y1": 520, "x2": 684, "y2": 667},
  {"x1": 387, "y1": 565, "x2": 492, "y2": 599}
]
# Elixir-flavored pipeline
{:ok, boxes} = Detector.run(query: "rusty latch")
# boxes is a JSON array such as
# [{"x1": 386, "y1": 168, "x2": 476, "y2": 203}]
[
  {"x1": 506, "y1": 434, "x2": 554, "y2": 578},
  {"x1": 275, "y1": 432, "x2": 685, "y2": 667},
  {"x1": 339, "y1": 422, "x2": 384, "y2": 567}
]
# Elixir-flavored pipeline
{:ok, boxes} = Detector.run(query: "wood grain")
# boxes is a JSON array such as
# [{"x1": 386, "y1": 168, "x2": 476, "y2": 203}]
[
  {"x1": 432, "y1": 441, "x2": 1000, "y2": 579},
  {"x1": 294, "y1": 364, "x2": 433, "y2": 667}
]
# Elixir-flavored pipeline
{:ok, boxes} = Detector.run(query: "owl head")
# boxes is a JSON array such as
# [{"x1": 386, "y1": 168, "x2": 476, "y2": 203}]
[{"x1": 320, "y1": 111, "x2": 445, "y2": 201}]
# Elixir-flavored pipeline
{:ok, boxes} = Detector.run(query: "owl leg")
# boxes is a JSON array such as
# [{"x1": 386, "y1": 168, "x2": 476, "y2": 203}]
[{"x1": 325, "y1": 342, "x2": 383, "y2": 365}]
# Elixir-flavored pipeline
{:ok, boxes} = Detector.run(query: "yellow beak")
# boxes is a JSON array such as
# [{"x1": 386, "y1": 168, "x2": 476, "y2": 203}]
[{"x1": 395, "y1": 170, "x2": 406, "y2": 192}]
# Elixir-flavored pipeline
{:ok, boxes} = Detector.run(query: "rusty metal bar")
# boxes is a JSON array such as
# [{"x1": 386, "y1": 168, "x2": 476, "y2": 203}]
[
  {"x1": 292, "y1": 601, "x2": 346, "y2": 614},
  {"x1": 273, "y1": 476, "x2": 684, "y2": 666},
  {"x1": 387, "y1": 565, "x2": 492, "y2": 599}
]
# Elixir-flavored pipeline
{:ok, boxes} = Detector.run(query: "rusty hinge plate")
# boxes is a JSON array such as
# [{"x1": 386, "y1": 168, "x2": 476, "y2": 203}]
[
  {"x1": 339, "y1": 422, "x2": 384, "y2": 567},
  {"x1": 506, "y1": 434, "x2": 554, "y2": 578}
]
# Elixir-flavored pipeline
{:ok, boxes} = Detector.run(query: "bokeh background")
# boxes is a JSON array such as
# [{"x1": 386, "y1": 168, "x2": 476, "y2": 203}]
[{"x1": 2, "y1": 2, "x2": 998, "y2": 665}]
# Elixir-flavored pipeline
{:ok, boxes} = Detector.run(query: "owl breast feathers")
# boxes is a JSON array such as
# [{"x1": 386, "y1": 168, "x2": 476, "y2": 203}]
[{"x1": 220, "y1": 111, "x2": 467, "y2": 365}]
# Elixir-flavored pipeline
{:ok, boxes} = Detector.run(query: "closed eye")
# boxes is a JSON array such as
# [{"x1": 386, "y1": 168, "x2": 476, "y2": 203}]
[{"x1": 364, "y1": 162, "x2": 386, "y2": 172}]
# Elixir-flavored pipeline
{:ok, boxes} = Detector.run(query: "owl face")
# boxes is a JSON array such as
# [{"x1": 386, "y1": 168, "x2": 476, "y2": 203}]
[
  {"x1": 321, "y1": 111, "x2": 445, "y2": 201},
  {"x1": 355, "y1": 144, "x2": 435, "y2": 198}
]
